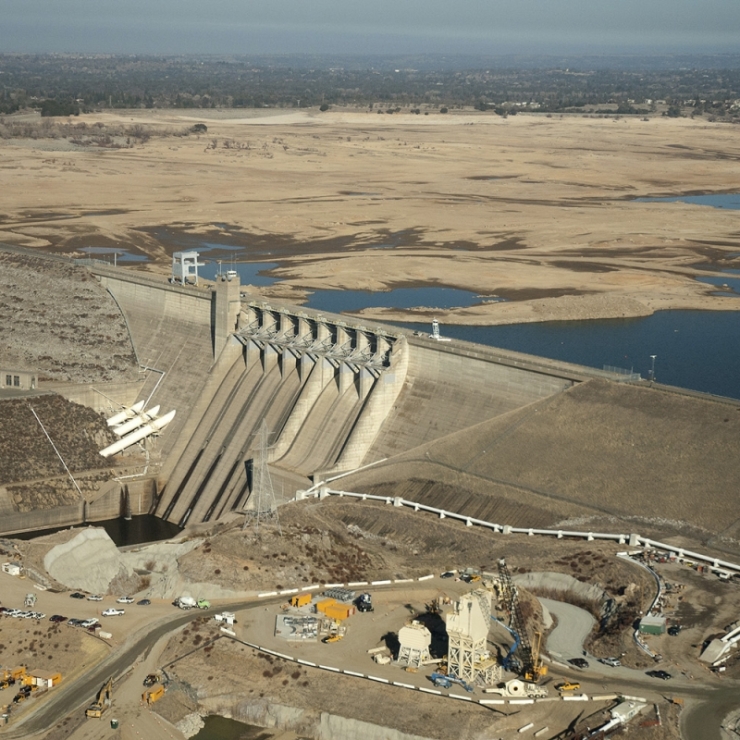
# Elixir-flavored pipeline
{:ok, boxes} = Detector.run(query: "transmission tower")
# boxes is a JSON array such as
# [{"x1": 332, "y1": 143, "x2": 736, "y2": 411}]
[{"x1": 243, "y1": 420, "x2": 282, "y2": 536}]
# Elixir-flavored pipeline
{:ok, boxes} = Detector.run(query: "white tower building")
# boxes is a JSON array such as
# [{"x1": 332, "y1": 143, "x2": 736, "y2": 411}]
[{"x1": 445, "y1": 589, "x2": 501, "y2": 685}]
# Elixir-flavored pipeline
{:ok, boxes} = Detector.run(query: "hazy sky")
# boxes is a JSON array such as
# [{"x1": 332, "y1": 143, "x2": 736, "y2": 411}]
[{"x1": 2, "y1": 0, "x2": 739, "y2": 56}]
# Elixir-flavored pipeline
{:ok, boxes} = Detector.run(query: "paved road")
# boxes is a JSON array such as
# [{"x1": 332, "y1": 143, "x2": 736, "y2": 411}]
[
  {"x1": 1, "y1": 596, "x2": 282, "y2": 738},
  {"x1": 540, "y1": 598, "x2": 740, "y2": 740},
  {"x1": 4, "y1": 587, "x2": 739, "y2": 740},
  {"x1": 541, "y1": 598, "x2": 595, "y2": 659}
]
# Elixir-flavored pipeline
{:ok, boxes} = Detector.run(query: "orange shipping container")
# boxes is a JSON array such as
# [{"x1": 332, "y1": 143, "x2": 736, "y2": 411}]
[
  {"x1": 290, "y1": 593, "x2": 312, "y2": 608},
  {"x1": 323, "y1": 604, "x2": 355, "y2": 621},
  {"x1": 316, "y1": 599, "x2": 337, "y2": 615}
]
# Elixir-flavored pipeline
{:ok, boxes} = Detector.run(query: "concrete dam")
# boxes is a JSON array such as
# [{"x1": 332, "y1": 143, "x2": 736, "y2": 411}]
[{"x1": 90, "y1": 267, "x2": 616, "y2": 530}]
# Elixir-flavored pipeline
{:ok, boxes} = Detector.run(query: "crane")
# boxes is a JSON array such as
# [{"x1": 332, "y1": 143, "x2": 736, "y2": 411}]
[{"x1": 497, "y1": 559, "x2": 548, "y2": 682}]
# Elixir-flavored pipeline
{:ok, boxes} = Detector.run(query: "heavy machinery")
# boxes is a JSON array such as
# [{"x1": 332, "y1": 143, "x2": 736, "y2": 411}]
[
  {"x1": 85, "y1": 678, "x2": 113, "y2": 718},
  {"x1": 430, "y1": 672, "x2": 475, "y2": 693},
  {"x1": 497, "y1": 559, "x2": 548, "y2": 683},
  {"x1": 142, "y1": 684, "x2": 165, "y2": 705},
  {"x1": 322, "y1": 633, "x2": 343, "y2": 644}
]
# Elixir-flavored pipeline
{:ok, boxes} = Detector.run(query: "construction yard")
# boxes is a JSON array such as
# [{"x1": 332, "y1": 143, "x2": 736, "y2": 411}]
[{"x1": 0, "y1": 494, "x2": 739, "y2": 738}]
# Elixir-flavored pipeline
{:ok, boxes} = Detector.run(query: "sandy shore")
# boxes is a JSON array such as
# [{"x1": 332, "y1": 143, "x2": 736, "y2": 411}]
[{"x1": 1, "y1": 107, "x2": 739, "y2": 324}]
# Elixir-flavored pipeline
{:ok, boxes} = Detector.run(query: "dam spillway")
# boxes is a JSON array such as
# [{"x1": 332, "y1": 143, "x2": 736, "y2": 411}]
[{"x1": 91, "y1": 266, "x2": 616, "y2": 529}]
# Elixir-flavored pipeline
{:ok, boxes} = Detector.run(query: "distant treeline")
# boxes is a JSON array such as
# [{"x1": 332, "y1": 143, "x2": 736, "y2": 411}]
[{"x1": 1, "y1": 54, "x2": 740, "y2": 119}]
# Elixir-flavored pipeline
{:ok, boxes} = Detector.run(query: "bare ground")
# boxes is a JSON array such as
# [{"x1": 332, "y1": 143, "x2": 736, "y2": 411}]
[{"x1": 1, "y1": 110, "x2": 740, "y2": 325}]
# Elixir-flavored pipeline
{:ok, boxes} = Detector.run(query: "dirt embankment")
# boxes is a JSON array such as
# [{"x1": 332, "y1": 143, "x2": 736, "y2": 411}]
[
  {"x1": 0, "y1": 251, "x2": 138, "y2": 383},
  {"x1": 0, "y1": 395, "x2": 115, "y2": 509}
]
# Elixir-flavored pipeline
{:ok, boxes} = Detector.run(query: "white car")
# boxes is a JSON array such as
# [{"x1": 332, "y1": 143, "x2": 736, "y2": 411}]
[
  {"x1": 116, "y1": 596, "x2": 134, "y2": 604},
  {"x1": 87, "y1": 594, "x2": 103, "y2": 602},
  {"x1": 81, "y1": 618, "x2": 100, "y2": 628},
  {"x1": 102, "y1": 608, "x2": 125, "y2": 617}
]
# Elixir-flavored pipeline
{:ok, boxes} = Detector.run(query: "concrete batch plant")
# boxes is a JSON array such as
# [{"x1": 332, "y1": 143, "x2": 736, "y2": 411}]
[{"x1": 446, "y1": 589, "x2": 501, "y2": 686}]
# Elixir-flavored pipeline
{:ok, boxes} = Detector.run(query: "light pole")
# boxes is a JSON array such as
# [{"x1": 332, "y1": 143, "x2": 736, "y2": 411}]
[{"x1": 649, "y1": 354, "x2": 657, "y2": 382}]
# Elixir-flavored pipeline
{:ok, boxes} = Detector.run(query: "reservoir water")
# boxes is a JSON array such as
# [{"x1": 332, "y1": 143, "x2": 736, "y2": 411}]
[
  {"x1": 12, "y1": 515, "x2": 181, "y2": 546},
  {"x1": 635, "y1": 193, "x2": 740, "y2": 210},
  {"x1": 394, "y1": 310, "x2": 740, "y2": 400},
  {"x1": 191, "y1": 715, "x2": 279, "y2": 740}
]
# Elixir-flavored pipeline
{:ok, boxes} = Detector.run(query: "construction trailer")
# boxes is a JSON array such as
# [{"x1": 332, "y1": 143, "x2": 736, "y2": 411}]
[
  {"x1": 27, "y1": 671, "x2": 62, "y2": 689},
  {"x1": 86, "y1": 678, "x2": 113, "y2": 719},
  {"x1": 639, "y1": 616, "x2": 667, "y2": 635}
]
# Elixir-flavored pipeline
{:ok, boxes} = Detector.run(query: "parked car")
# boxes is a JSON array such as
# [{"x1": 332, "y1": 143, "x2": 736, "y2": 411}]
[
  {"x1": 102, "y1": 608, "x2": 124, "y2": 617},
  {"x1": 646, "y1": 669, "x2": 672, "y2": 680},
  {"x1": 49, "y1": 615, "x2": 67, "y2": 623},
  {"x1": 87, "y1": 594, "x2": 103, "y2": 602},
  {"x1": 67, "y1": 619, "x2": 83, "y2": 627},
  {"x1": 81, "y1": 618, "x2": 99, "y2": 628},
  {"x1": 70, "y1": 592, "x2": 86, "y2": 599},
  {"x1": 137, "y1": 599, "x2": 151, "y2": 606},
  {"x1": 599, "y1": 657, "x2": 621, "y2": 667},
  {"x1": 440, "y1": 571, "x2": 456, "y2": 579},
  {"x1": 668, "y1": 625, "x2": 681, "y2": 636},
  {"x1": 568, "y1": 658, "x2": 589, "y2": 669},
  {"x1": 116, "y1": 596, "x2": 134, "y2": 604}
]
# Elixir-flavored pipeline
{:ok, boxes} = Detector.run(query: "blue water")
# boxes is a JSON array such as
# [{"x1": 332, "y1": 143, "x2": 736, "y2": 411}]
[
  {"x1": 13, "y1": 515, "x2": 180, "y2": 546},
  {"x1": 635, "y1": 193, "x2": 740, "y2": 209},
  {"x1": 79, "y1": 246, "x2": 148, "y2": 263},
  {"x1": 697, "y1": 268, "x2": 740, "y2": 296},
  {"x1": 396, "y1": 311, "x2": 740, "y2": 400},
  {"x1": 305, "y1": 286, "x2": 485, "y2": 313},
  {"x1": 199, "y1": 261, "x2": 279, "y2": 286},
  {"x1": 191, "y1": 715, "x2": 265, "y2": 739}
]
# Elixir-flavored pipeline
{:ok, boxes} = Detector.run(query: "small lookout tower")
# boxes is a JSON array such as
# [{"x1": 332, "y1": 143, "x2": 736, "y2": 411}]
[{"x1": 171, "y1": 251, "x2": 201, "y2": 286}]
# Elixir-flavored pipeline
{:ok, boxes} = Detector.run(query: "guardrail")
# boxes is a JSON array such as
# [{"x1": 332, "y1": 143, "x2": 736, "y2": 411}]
[{"x1": 296, "y1": 486, "x2": 740, "y2": 576}]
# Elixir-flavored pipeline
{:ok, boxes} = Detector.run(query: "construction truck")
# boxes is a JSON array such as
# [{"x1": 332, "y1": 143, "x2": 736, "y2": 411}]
[
  {"x1": 1, "y1": 667, "x2": 26, "y2": 690},
  {"x1": 174, "y1": 596, "x2": 196, "y2": 609},
  {"x1": 142, "y1": 684, "x2": 165, "y2": 705},
  {"x1": 85, "y1": 678, "x2": 113, "y2": 718}
]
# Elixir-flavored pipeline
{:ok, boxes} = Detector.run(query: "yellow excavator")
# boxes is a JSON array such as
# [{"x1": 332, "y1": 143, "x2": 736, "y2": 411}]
[{"x1": 85, "y1": 677, "x2": 113, "y2": 719}]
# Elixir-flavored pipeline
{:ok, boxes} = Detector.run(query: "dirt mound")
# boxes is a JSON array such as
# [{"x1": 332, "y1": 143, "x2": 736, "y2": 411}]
[{"x1": 43, "y1": 527, "x2": 134, "y2": 594}]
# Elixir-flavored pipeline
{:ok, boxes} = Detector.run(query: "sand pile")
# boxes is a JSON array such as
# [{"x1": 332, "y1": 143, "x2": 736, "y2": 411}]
[{"x1": 43, "y1": 527, "x2": 134, "y2": 593}]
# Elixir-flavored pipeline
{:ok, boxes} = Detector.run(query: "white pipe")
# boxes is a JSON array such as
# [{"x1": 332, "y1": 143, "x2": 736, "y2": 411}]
[
  {"x1": 100, "y1": 410, "x2": 175, "y2": 457},
  {"x1": 113, "y1": 405, "x2": 160, "y2": 436},
  {"x1": 106, "y1": 401, "x2": 144, "y2": 427}
]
